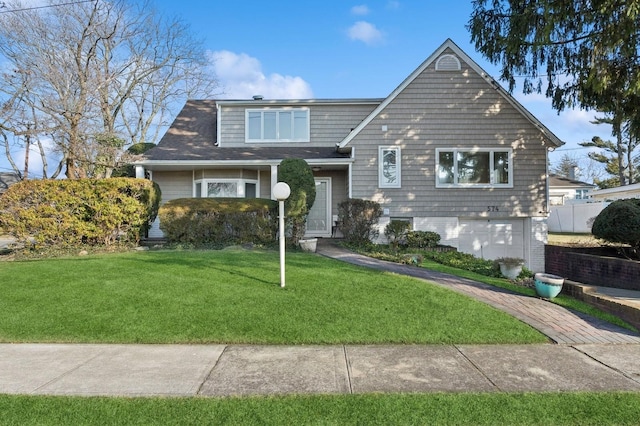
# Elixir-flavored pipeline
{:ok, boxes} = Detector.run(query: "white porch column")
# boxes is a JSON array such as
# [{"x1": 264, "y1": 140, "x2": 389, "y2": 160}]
[
  {"x1": 135, "y1": 165, "x2": 145, "y2": 179},
  {"x1": 270, "y1": 164, "x2": 279, "y2": 199}
]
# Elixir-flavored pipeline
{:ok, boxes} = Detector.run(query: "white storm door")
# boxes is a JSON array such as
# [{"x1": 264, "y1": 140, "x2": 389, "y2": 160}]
[{"x1": 305, "y1": 178, "x2": 331, "y2": 237}]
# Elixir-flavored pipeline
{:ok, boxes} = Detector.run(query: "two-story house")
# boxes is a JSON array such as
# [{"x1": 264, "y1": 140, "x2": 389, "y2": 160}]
[{"x1": 136, "y1": 39, "x2": 563, "y2": 271}]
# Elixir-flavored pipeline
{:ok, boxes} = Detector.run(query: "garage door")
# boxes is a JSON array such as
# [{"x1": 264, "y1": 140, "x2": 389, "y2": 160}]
[{"x1": 458, "y1": 219, "x2": 524, "y2": 260}]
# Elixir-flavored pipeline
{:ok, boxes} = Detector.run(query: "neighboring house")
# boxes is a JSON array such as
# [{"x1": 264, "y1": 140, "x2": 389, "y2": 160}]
[
  {"x1": 548, "y1": 174, "x2": 595, "y2": 206},
  {"x1": 136, "y1": 39, "x2": 564, "y2": 271},
  {"x1": 589, "y1": 182, "x2": 640, "y2": 202},
  {"x1": 0, "y1": 172, "x2": 20, "y2": 196}
]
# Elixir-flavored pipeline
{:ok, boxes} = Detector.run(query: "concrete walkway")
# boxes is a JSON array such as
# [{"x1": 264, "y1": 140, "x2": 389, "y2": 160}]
[{"x1": 1, "y1": 240, "x2": 639, "y2": 398}]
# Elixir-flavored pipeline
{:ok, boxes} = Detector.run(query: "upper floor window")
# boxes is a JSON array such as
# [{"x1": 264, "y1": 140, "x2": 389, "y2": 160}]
[
  {"x1": 379, "y1": 146, "x2": 401, "y2": 188},
  {"x1": 246, "y1": 108, "x2": 310, "y2": 142},
  {"x1": 436, "y1": 148, "x2": 512, "y2": 188}
]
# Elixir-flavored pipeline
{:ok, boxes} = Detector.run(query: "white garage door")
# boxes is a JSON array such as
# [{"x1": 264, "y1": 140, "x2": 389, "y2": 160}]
[{"x1": 458, "y1": 219, "x2": 525, "y2": 260}]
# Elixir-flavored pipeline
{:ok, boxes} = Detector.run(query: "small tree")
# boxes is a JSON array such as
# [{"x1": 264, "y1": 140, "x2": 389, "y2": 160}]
[
  {"x1": 384, "y1": 220, "x2": 410, "y2": 251},
  {"x1": 591, "y1": 199, "x2": 640, "y2": 259},
  {"x1": 277, "y1": 158, "x2": 316, "y2": 246},
  {"x1": 338, "y1": 199, "x2": 383, "y2": 245}
]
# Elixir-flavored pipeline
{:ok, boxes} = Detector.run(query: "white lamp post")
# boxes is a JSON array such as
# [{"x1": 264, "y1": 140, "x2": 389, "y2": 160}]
[{"x1": 273, "y1": 182, "x2": 291, "y2": 288}]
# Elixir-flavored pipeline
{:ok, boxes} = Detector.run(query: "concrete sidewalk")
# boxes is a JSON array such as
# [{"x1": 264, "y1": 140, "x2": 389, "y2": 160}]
[{"x1": 1, "y1": 343, "x2": 639, "y2": 397}]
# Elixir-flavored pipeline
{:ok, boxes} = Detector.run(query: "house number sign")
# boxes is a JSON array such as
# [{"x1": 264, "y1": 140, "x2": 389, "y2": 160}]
[{"x1": 487, "y1": 206, "x2": 500, "y2": 212}]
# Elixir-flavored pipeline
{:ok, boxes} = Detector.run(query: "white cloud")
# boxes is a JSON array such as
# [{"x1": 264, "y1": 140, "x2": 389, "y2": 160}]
[
  {"x1": 208, "y1": 50, "x2": 313, "y2": 100},
  {"x1": 347, "y1": 21, "x2": 384, "y2": 45},
  {"x1": 351, "y1": 5, "x2": 370, "y2": 15}
]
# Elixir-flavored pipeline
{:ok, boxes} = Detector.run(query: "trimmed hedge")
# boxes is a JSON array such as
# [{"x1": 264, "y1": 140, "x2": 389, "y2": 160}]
[
  {"x1": 0, "y1": 178, "x2": 160, "y2": 249},
  {"x1": 158, "y1": 198, "x2": 278, "y2": 247}
]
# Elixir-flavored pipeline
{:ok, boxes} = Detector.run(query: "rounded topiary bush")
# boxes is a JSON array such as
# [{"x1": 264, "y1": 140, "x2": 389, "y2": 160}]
[
  {"x1": 277, "y1": 158, "x2": 316, "y2": 245},
  {"x1": 591, "y1": 198, "x2": 640, "y2": 251}
]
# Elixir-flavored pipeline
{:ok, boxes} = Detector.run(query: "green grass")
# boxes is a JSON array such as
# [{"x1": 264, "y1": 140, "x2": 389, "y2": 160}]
[
  {"x1": 0, "y1": 249, "x2": 546, "y2": 344},
  {"x1": 352, "y1": 243, "x2": 636, "y2": 332},
  {"x1": 415, "y1": 258, "x2": 637, "y2": 332},
  {"x1": 2, "y1": 393, "x2": 640, "y2": 425}
]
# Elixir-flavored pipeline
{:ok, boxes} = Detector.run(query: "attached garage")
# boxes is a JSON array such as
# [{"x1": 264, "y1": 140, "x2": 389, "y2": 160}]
[{"x1": 458, "y1": 219, "x2": 525, "y2": 261}]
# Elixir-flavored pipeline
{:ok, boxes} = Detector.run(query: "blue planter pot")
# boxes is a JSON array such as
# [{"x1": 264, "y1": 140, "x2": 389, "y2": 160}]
[{"x1": 534, "y1": 273, "x2": 564, "y2": 299}]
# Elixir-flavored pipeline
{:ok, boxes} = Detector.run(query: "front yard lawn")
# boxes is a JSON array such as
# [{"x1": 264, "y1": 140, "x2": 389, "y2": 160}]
[{"x1": 0, "y1": 249, "x2": 546, "y2": 344}]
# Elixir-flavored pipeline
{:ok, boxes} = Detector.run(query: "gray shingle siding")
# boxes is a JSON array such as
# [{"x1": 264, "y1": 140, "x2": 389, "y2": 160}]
[{"x1": 349, "y1": 53, "x2": 548, "y2": 218}]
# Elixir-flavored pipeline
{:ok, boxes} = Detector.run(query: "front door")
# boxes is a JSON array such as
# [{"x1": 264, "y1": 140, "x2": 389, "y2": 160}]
[{"x1": 305, "y1": 178, "x2": 331, "y2": 237}]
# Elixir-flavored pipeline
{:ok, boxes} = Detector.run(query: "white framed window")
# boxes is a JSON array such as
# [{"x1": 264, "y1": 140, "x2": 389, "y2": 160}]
[
  {"x1": 194, "y1": 179, "x2": 258, "y2": 198},
  {"x1": 575, "y1": 189, "x2": 589, "y2": 199},
  {"x1": 246, "y1": 108, "x2": 310, "y2": 142},
  {"x1": 379, "y1": 146, "x2": 401, "y2": 188},
  {"x1": 436, "y1": 148, "x2": 512, "y2": 188}
]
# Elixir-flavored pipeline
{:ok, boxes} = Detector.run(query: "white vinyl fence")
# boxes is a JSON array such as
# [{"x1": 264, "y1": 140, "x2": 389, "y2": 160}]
[{"x1": 548, "y1": 201, "x2": 609, "y2": 233}]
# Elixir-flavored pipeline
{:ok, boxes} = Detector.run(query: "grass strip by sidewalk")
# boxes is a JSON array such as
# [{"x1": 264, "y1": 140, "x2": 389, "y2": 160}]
[
  {"x1": 0, "y1": 249, "x2": 546, "y2": 344},
  {"x1": 1, "y1": 393, "x2": 640, "y2": 425}
]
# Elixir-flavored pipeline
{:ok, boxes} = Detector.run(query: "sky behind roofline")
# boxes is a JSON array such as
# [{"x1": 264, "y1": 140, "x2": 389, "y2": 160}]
[{"x1": 1, "y1": 0, "x2": 613, "y2": 181}]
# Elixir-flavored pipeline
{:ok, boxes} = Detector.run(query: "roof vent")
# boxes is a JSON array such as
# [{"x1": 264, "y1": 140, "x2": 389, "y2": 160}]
[
  {"x1": 435, "y1": 54, "x2": 461, "y2": 71},
  {"x1": 252, "y1": 95, "x2": 264, "y2": 100}
]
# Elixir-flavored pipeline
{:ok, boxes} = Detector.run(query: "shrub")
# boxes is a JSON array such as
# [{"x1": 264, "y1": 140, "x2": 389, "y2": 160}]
[
  {"x1": 0, "y1": 178, "x2": 160, "y2": 249},
  {"x1": 337, "y1": 198, "x2": 383, "y2": 245},
  {"x1": 422, "y1": 250, "x2": 503, "y2": 278},
  {"x1": 159, "y1": 198, "x2": 277, "y2": 247},
  {"x1": 384, "y1": 220, "x2": 411, "y2": 250},
  {"x1": 277, "y1": 158, "x2": 316, "y2": 245},
  {"x1": 405, "y1": 230, "x2": 441, "y2": 249},
  {"x1": 592, "y1": 199, "x2": 640, "y2": 255}
]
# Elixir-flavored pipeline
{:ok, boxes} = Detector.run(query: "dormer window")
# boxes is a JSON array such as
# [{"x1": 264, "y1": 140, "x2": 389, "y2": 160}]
[
  {"x1": 246, "y1": 108, "x2": 310, "y2": 142},
  {"x1": 435, "y1": 54, "x2": 461, "y2": 71}
]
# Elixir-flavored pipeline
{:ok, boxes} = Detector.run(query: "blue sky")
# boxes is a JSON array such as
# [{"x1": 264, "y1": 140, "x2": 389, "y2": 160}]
[
  {"x1": 2, "y1": 0, "x2": 613, "y2": 179},
  {"x1": 154, "y1": 0, "x2": 612, "y2": 175}
]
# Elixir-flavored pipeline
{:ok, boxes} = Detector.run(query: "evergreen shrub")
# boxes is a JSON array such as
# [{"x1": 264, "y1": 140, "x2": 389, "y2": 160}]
[
  {"x1": 159, "y1": 198, "x2": 277, "y2": 247},
  {"x1": 384, "y1": 220, "x2": 411, "y2": 249},
  {"x1": 0, "y1": 178, "x2": 160, "y2": 249},
  {"x1": 277, "y1": 158, "x2": 316, "y2": 245},
  {"x1": 592, "y1": 198, "x2": 640, "y2": 256},
  {"x1": 406, "y1": 230, "x2": 441, "y2": 248},
  {"x1": 337, "y1": 198, "x2": 382, "y2": 245}
]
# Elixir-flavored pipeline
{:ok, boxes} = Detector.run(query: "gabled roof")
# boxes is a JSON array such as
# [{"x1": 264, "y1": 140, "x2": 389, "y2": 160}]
[
  {"x1": 337, "y1": 38, "x2": 565, "y2": 149},
  {"x1": 142, "y1": 100, "x2": 218, "y2": 162},
  {"x1": 549, "y1": 174, "x2": 595, "y2": 188}
]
